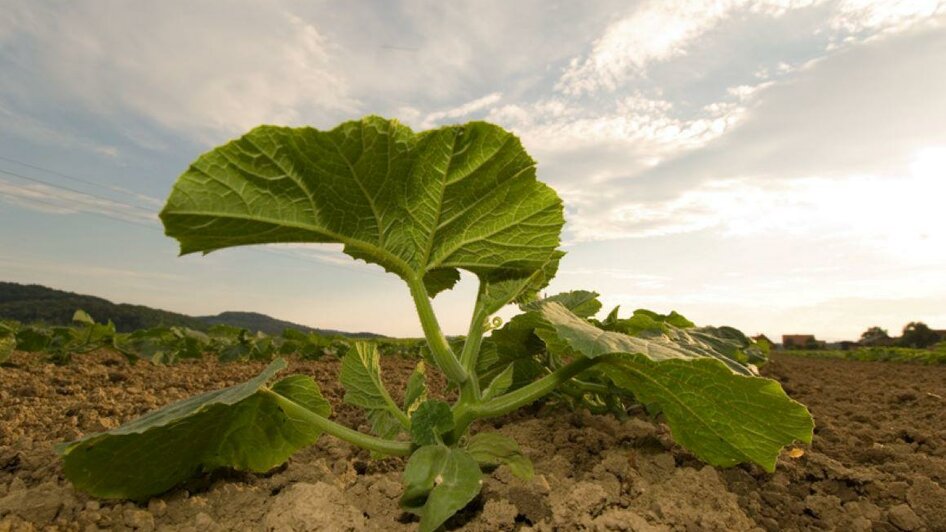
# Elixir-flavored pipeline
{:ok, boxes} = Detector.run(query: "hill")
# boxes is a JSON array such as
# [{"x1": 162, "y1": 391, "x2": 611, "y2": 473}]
[
  {"x1": 197, "y1": 310, "x2": 382, "y2": 338},
  {"x1": 0, "y1": 281, "x2": 382, "y2": 338}
]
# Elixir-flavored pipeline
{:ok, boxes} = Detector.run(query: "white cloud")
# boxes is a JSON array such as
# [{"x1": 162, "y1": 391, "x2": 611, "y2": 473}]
[
  {"x1": 556, "y1": 0, "x2": 819, "y2": 95},
  {"x1": 557, "y1": 268, "x2": 669, "y2": 289},
  {"x1": 0, "y1": 102, "x2": 129, "y2": 159},
  {"x1": 0, "y1": 256, "x2": 182, "y2": 282},
  {"x1": 831, "y1": 0, "x2": 944, "y2": 34},
  {"x1": 556, "y1": 0, "x2": 943, "y2": 96},
  {"x1": 420, "y1": 92, "x2": 502, "y2": 128},
  {"x1": 567, "y1": 147, "x2": 946, "y2": 266},
  {"x1": 4, "y1": 2, "x2": 357, "y2": 143},
  {"x1": 492, "y1": 92, "x2": 744, "y2": 156}
]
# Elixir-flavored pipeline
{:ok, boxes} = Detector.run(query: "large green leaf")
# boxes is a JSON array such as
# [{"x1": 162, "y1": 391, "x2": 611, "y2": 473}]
[
  {"x1": 340, "y1": 342, "x2": 407, "y2": 439},
  {"x1": 599, "y1": 355, "x2": 812, "y2": 471},
  {"x1": 536, "y1": 302, "x2": 814, "y2": 472},
  {"x1": 400, "y1": 445, "x2": 483, "y2": 532},
  {"x1": 538, "y1": 302, "x2": 756, "y2": 375},
  {"x1": 57, "y1": 359, "x2": 331, "y2": 500},
  {"x1": 159, "y1": 116, "x2": 564, "y2": 296}
]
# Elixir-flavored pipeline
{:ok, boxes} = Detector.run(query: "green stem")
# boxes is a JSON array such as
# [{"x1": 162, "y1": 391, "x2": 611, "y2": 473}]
[
  {"x1": 380, "y1": 383, "x2": 411, "y2": 429},
  {"x1": 478, "y1": 357, "x2": 600, "y2": 416},
  {"x1": 266, "y1": 390, "x2": 413, "y2": 457},
  {"x1": 453, "y1": 357, "x2": 601, "y2": 434},
  {"x1": 408, "y1": 277, "x2": 469, "y2": 385},
  {"x1": 457, "y1": 300, "x2": 488, "y2": 400},
  {"x1": 569, "y1": 379, "x2": 611, "y2": 395}
]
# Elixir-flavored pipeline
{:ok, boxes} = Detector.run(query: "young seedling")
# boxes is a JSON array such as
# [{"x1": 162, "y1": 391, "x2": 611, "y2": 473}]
[{"x1": 57, "y1": 117, "x2": 813, "y2": 531}]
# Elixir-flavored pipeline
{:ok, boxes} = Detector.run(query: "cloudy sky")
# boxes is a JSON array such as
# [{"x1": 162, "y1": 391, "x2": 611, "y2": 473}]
[{"x1": 1, "y1": 0, "x2": 944, "y2": 340}]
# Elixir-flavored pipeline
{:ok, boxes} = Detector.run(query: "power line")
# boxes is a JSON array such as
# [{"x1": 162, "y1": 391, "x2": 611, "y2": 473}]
[
  {"x1": 0, "y1": 169, "x2": 153, "y2": 214},
  {"x1": 0, "y1": 153, "x2": 163, "y2": 207},
  {"x1": 0, "y1": 189, "x2": 159, "y2": 231}
]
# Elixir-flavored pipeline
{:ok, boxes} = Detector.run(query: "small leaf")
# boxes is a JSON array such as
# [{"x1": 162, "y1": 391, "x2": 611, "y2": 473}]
[
  {"x1": 541, "y1": 290, "x2": 602, "y2": 318},
  {"x1": 400, "y1": 445, "x2": 483, "y2": 532},
  {"x1": 340, "y1": 342, "x2": 407, "y2": 439},
  {"x1": 72, "y1": 309, "x2": 95, "y2": 326},
  {"x1": 403, "y1": 361, "x2": 428, "y2": 415},
  {"x1": 466, "y1": 432, "x2": 533, "y2": 480},
  {"x1": 410, "y1": 400, "x2": 454, "y2": 446},
  {"x1": 15, "y1": 327, "x2": 50, "y2": 352},
  {"x1": 481, "y1": 364, "x2": 514, "y2": 401},
  {"x1": 0, "y1": 336, "x2": 13, "y2": 364},
  {"x1": 57, "y1": 359, "x2": 331, "y2": 500}
]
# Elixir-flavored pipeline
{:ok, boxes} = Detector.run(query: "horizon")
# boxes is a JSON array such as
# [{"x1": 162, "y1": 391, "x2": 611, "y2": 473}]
[
  {"x1": 0, "y1": 279, "x2": 933, "y2": 344},
  {"x1": 2, "y1": 2, "x2": 945, "y2": 340}
]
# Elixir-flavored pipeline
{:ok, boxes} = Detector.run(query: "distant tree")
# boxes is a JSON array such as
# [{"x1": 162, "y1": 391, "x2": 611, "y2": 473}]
[
  {"x1": 859, "y1": 326, "x2": 890, "y2": 346},
  {"x1": 898, "y1": 321, "x2": 940, "y2": 348}
]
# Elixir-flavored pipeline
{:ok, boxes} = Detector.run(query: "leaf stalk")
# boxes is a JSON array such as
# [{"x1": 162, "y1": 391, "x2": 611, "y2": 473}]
[
  {"x1": 408, "y1": 277, "x2": 470, "y2": 386},
  {"x1": 451, "y1": 356, "x2": 601, "y2": 436},
  {"x1": 265, "y1": 389, "x2": 413, "y2": 457}
]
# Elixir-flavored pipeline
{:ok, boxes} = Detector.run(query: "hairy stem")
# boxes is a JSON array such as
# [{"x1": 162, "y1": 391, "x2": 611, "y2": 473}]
[
  {"x1": 266, "y1": 390, "x2": 413, "y2": 457},
  {"x1": 408, "y1": 277, "x2": 469, "y2": 385}
]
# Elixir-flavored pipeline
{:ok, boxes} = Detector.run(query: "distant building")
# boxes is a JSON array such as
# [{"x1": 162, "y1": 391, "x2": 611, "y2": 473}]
[{"x1": 782, "y1": 334, "x2": 826, "y2": 349}]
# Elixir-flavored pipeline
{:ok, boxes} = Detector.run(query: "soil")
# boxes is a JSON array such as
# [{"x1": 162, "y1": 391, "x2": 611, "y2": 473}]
[{"x1": 1, "y1": 351, "x2": 945, "y2": 531}]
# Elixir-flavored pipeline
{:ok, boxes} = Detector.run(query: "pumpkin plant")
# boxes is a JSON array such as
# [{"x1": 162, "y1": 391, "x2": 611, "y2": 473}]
[{"x1": 57, "y1": 117, "x2": 813, "y2": 531}]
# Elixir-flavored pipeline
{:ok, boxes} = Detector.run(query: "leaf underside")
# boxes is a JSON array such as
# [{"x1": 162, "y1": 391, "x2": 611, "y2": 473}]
[
  {"x1": 57, "y1": 359, "x2": 331, "y2": 500},
  {"x1": 159, "y1": 116, "x2": 564, "y2": 298}
]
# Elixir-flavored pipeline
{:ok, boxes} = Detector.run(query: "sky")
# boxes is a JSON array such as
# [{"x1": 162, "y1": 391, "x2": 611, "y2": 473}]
[{"x1": 1, "y1": 0, "x2": 944, "y2": 340}]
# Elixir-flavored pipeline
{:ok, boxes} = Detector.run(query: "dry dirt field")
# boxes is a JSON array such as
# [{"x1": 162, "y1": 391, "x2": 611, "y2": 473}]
[{"x1": 2, "y1": 351, "x2": 945, "y2": 531}]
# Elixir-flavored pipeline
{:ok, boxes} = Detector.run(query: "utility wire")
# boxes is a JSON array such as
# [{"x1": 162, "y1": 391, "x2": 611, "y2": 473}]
[
  {"x1": 0, "y1": 153, "x2": 163, "y2": 207},
  {"x1": 0, "y1": 167, "x2": 158, "y2": 215},
  {"x1": 0, "y1": 190, "x2": 159, "y2": 231}
]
